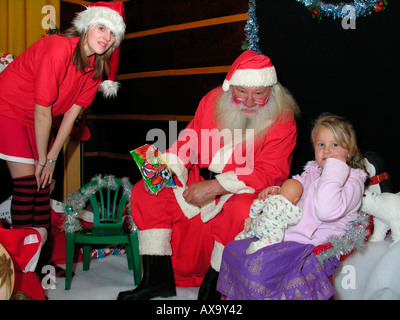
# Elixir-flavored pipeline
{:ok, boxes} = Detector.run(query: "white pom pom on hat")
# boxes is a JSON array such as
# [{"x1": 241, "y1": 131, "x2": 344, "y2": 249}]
[
  {"x1": 99, "y1": 46, "x2": 121, "y2": 98},
  {"x1": 222, "y1": 50, "x2": 278, "y2": 92}
]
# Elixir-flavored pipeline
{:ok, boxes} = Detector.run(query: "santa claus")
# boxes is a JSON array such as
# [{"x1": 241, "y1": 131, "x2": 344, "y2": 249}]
[{"x1": 118, "y1": 50, "x2": 300, "y2": 300}]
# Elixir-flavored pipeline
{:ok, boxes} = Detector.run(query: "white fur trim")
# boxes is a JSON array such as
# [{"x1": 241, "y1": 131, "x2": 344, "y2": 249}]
[
  {"x1": 208, "y1": 147, "x2": 231, "y2": 174},
  {"x1": 199, "y1": 172, "x2": 254, "y2": 222},
  {"x1": 0, "y1": 153, "x2": 35, "y2": 164},
  {"x1": 208, "y1": 143, "x2": 235, "y2": 173},
  {"x1": 163, "y1": 152, "x2": 188, "y2": 186},
  {"x1": 73, "y1": 6, "x2": 126, "y2": 48},
  {"x1": 24, "y1": 228, "x2": 47, "y2": 272},
  {"x1": 208, "y1": 132, "x2": 247, "y2": 174},
  {"x1": 222, "y1": 79, "x2": 230, "y2": 92},
  {"x1": 173, "y1": 186, "x2": 200, "y2": 219},
  {"x1": 215, "y1": 171, "x2": 255, "y2": 194},
  {"x1": 200, "y1": 194, "x2": 233, "y2": 223},
  {"x1": 210, "y1": 240, "x2": 224, "y2": 272},
  {"x1": 99, "y1": 80, "x2": 120, "y2": 98},
  {"x1": 228, "y1": 67, "x2": 277, "y2": 89},
  {"x1": 137, "y1": 229, "x2": 172, "y2": 255}
]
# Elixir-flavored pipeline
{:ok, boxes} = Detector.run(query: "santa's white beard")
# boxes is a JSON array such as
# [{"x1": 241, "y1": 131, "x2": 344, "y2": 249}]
[{"x1": 215, "y1": 92, "x2": 275, "y2": 141}]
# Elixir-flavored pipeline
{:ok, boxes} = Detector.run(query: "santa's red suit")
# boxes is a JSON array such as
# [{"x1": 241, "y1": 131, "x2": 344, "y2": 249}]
[{"x1": 131, "y1": 86, "x2": 297, "y2": 286}]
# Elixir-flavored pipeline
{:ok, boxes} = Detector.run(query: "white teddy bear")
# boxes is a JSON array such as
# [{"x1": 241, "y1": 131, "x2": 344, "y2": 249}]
[{"x1": 361, "y1": 190, "x2": 400, "y2": 246}]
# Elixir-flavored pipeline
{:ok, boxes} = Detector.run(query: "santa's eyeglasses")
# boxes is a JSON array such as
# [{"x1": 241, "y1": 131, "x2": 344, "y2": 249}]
[
  {"x1": 233, "y1": 95, "x2": 268, "y2": 106},
  {"x1": 232, "y1": 88, "x2": 269, "y2": 106}
]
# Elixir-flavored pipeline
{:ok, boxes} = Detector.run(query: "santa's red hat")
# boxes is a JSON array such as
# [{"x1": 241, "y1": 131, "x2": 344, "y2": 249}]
[
  {"x1": 73, "y1": 1, "x2": 125, "y2": 98},
  {"x1": 222, "y1": 50, "x2": 277, "y2": 92}
]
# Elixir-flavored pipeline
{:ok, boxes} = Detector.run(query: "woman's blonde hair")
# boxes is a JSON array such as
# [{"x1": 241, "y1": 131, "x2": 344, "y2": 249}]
[
  {"x1": 311, "y1": 113, "x2": 365, "y2": 170},
  {"x1": 60, "y1": 26, "x2": 113, "y2": 80}
]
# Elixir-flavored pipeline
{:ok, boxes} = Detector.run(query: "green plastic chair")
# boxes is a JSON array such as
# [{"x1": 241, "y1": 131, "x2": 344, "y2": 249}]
[{"x1": 64, "y1": 177, "x2": 141, "y2": 290}]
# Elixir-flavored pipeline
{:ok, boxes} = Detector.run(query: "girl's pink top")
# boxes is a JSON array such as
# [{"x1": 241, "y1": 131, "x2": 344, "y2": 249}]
[{"x1": 284, "y1": 157, "x2": 367, "y2": 246}]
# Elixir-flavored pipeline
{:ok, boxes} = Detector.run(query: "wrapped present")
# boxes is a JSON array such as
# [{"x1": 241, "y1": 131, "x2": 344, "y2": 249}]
[
  {"x1": 130, "y1": 144, "x2": 176, "y2": 195},
  {"x1": 91, "y1": 246, "x2": 126, "y2": 260}
]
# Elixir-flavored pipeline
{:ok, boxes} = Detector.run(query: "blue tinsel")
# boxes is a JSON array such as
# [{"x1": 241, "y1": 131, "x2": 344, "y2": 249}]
[
  {"x1": 244, "y1": 0, "x2": 387, "y2": 53},
  {"x1": 296, "y1": 0, "x2": 387, "y2": 19},
  {"x1": 245, "y1": 0, "x2": 261, "y2": 54}
]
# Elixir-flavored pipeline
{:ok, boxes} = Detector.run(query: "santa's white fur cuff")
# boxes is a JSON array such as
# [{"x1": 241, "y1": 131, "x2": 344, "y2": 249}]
[{"x1": 137, "y1": 229, "x2": 172, "y2": 256}]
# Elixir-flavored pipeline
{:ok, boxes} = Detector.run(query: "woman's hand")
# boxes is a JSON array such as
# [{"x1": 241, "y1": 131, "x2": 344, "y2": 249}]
[
  {"x1": 35, "y1": 103, "x2": 83, "y2": 190},
  {"x1": 35, "y1": 159, "x2": 56, "y2": 190}
]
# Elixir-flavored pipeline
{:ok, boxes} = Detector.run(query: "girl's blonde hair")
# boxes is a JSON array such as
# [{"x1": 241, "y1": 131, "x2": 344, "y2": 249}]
[
  {"x1": 311, "y1": 113, "x2": 365, "y2": 170},
  {"x1": 60, "y1": 26, "x2": 113, "y2": 80}
]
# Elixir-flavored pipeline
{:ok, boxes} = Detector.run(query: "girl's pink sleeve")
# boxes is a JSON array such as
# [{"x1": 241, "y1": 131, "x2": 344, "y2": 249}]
[{"x1": 314, "y1": 157, "x2": 365, "y2": 221}]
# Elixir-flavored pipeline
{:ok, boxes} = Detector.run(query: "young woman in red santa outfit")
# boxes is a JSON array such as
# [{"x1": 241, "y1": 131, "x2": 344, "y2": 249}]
[{"x1": 0, "y1": 2, "x2": 125, "y2": 230}]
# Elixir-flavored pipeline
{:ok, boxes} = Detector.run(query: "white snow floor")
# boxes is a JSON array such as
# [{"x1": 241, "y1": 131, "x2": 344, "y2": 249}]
[
  {"x1": 46, "y1": 235, "x2": 400, "y2": 300},
  {"x1": 46, "y1": 254, "x2": 199, "y2": 300}
]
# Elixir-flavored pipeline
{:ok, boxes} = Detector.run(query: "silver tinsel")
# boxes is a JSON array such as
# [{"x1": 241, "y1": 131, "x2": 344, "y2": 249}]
[
  {"x1": 62, "y1": 175, "x2": 137, "y2": 234},
  {"x1": 316, "y1": 211, "x2": 371, "y2": 267}
]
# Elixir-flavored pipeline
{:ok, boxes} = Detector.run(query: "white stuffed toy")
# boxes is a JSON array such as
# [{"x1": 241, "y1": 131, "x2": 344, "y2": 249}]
[{"x1": 361, "y1": 190, "x2": 400, "y2": 246}]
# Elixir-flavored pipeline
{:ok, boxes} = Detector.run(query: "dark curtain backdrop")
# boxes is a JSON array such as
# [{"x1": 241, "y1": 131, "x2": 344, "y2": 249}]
[{"x1": 257, "y1": 0, "x2": 400, "y2": 191}]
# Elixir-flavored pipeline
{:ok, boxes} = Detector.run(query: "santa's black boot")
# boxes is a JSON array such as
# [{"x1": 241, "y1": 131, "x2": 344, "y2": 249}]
[
  {"x1": 117, "y1": 255, "x2": 176, "y2": 300},
  {"x1": 197, "y1": 267, "x2": 221, "y2": 300}
]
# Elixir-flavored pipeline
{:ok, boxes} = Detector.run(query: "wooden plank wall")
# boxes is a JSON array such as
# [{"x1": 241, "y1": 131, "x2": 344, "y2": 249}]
[{"x1": 60, "y1": 0, "x2": 249, "y2": 188}]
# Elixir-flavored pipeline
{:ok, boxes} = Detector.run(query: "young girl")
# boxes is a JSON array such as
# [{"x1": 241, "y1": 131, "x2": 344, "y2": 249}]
[
  {"x1": 0, "y1": 2, "x2": 125, "y2": 230},
  {"x1": 217, "y1": 113, "x2": 367, "y2": 300}
]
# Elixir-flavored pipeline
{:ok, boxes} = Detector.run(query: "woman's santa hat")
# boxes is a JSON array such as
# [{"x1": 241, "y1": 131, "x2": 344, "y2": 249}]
[
  {"x1": 72, "y1": 1, "x2": 125, "y2": 48},
  {"x1": 222, "y1": 50, "x2": 277, "y2": 92},
  {"x1": 99, "y1": 45, "x2": 122, "y2": 98},
  {"x1": 72, "y1": 1, "x2": 126, "y2": 98}
]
